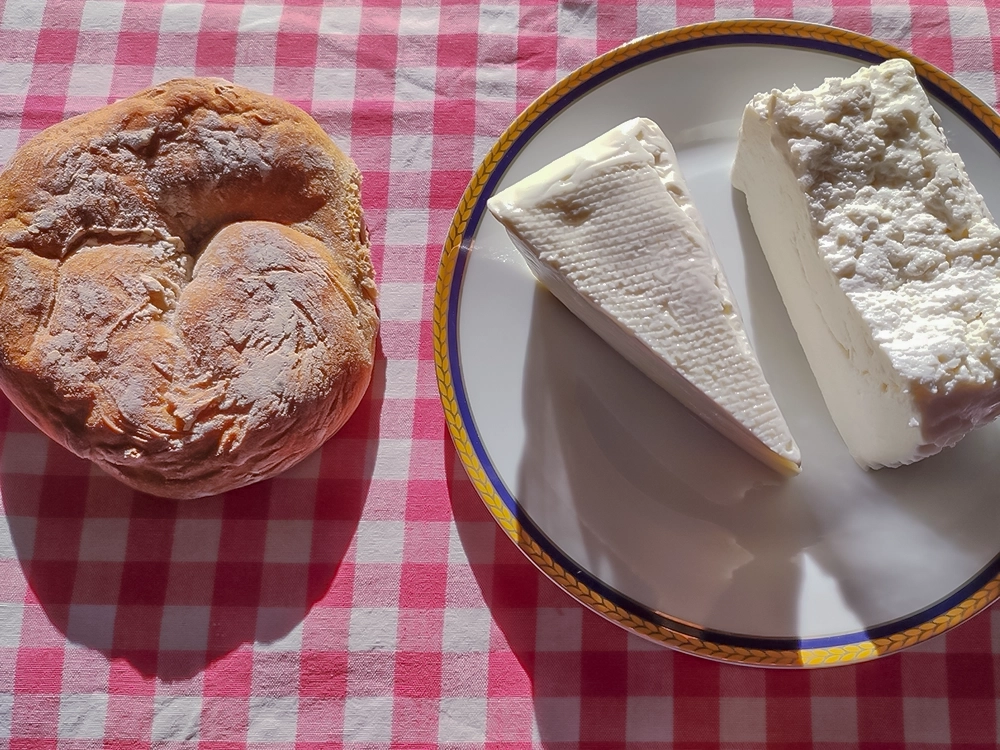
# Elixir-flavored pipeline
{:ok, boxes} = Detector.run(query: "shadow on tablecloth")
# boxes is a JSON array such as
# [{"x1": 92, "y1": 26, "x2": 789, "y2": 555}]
[{"x1": 0, "y1": 342, "x2": 385, "y2": 681}]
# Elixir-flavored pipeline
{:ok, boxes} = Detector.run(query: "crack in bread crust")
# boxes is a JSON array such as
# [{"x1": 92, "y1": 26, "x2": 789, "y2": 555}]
[{"x1": 0, "y1": 78, "x2": 379, "y2": 499}]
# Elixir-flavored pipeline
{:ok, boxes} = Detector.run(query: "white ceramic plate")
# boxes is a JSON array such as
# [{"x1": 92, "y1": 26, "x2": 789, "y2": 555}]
[{"x1": 435, "y1": 20, "x2": 1000, "y2": 667}]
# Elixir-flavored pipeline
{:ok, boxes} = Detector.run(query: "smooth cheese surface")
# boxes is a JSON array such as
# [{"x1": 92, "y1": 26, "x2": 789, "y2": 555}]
[
  {"x1": 732, "y1": 58, "x2": 1000, "y2": 468},
  {"x1": 487, "y1": 117, "x2": 801, "y2": 475}
]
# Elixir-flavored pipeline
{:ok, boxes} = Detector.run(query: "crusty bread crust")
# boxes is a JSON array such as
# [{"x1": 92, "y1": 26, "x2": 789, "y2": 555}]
[{"x1": 0, "y1": 78, "x2": 378, "y2": 498}]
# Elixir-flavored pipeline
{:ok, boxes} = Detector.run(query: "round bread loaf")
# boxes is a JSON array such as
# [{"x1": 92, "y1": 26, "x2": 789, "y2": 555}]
[{"x1": 0, "y1": 78, "x2": 378, "y2": 499}]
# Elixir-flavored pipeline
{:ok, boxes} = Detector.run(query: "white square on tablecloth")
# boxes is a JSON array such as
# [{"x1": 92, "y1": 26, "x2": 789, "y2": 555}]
[
  {"x1": 58, "y1": 694, "x2": 108, "y2": 739},
  {"x1": 627, "y1": 633, "x2": 666, "y2": 650},
  {"x1": 811, "y1": 696, "x2": 858, "y2": 743},
  {"x1": 636, "y1": 5, "x2": 676, "y2": 37},
  {"x1": 256, "y1": 608, "x2": 305, "y2": 651},
  {"x1": 378, "y1": 283, "x2": 425, "y2": 322},
  {"x1": 557, "y1": 2, "x2": 595, "y2": 40},
  {"x1": 348, "y1": 608, "x2": 399, "y2": 652},
  {"x1": 904, "y1": 697, "x2": 951, "y2": 744},
  {"x1": 1, "y1": 432, "x2": 49, "y2": 476},
  {"x1": 448, "y1": 521, "x2": 495, "y2": 565},
  {"x1": 442, "y1": 608, "x2": 492, "y2": 652},
  {"x1": 248, "y1": 696, "x2": 298, "y2": 742},
  {"x1": 715, "y1": 1, "x2": 755, "y2": 21},
  {"x1": 390, "y1": 134, "x2": 434, "y2": 171},
  {"x1": 313, "y1": 68, "x2": 354, "y2": 101},
  {"x1": 372, "y1": 440, "x2": 412, "y2": 481},
  {"x1": 911, "y1": 631, "x2": 948, "y2": 653},
  {"x1": 153, "y1": 66, "x2": 197, "y2": 84},
  {"x1": 950, "y1": 6, "x2": 989, "y2": 38},
  {"x1": 81, "y1": 1, "x2": 124, "y2": 31},
  {"x1": 171, "y1": 519, "x2": 221, "y2": 562},
  {"x1": 476, "y1": 66, "x2": 515, "y2": 102},
  {"x1": 66, "y1": 605, "x2": 116, "y2": 650},
  {"x1": 384, "y1": 209, "x2": 430, "y2": 247},
  {"x1": 626, "y1": 695, "x2": 673, "y2": 742},
  {"x1": 871, "y1": 5, "x2": 913, "y2": 43},
  {"x1": 159, "y1": 606, "x2": 210, "y2": 651},
  {"x1": 1, "y1": 1, "x2": 43, "y2": 30},
  {"x1": 78, "y1": 518, "x2": 128, "y2": 561},
  {"x1": 264, "y1": 520, "x2": 314, "y2": 564},
  {"x1": 719, "y1": 697, "x2": 767, "y2": 743},
  {"x1": 0, "y1": 129, "x2": 20, "y2": 168},
  {"x1": 232, "y1": 67, "x2": 275, "y2": 95},
  {"x1": 0, "y1": 694, "x2": 11, "y2": 737},
  {"x1": 160, "y1": 3, "x2": 203, "y2": 33},
  {"x1": 343, "y1": 696, "x2": 393, "y2": 742},
  {"x1": 0, "y1": 516, "x2": 29, "y2": 560},
  {"x1": 438, "y1": 697, "x2": 487, "y2": 743},
  {"x1": 399, "y1": 6, "x2": 440, "y2": 36},
  {"x1": 535, "y1": 607, "x2": 582, "y2": 652},
  {"x1": 277, "y1": 449, "x2": 321, "y2": 480},
  {"x1": 383, "y1": 359, "x2": 418, "y2": 400},
  {"x1": 396, "y1": 67, "x2": 436, "y2": 102},
  {"x1": 319, "y1": 6, "x2": 361, "y2": 36},
  {"x1": 954, "y1": 71, "x2": 996, "y2": 105},
  {"x1": 532, "y1": 697, "x2": 580, "y2": 743},
  {"x1": 355, "y1": 521, "x2": 405, "y2": 564},
  {"x1": 68, "y1": 64, "x2": 115, "y2": 98},
  {"x1": 152, "y1": 695, "x2": 202, "y2": 742},
  {"x1": 793, "y1": 1, "x2": 834, "y2": 26},
  {"x1": 478, "y1": 4, "x2": 518, "y2": 36},
  {"x1": 0, "y1": 63, "x2": 31, "y2": 96},
  {"x1": 0, "y1": 604, "x2": 22, "y2": 647},
  {"x1": 239, "y1": 4, "x2": 281, "y2": 33}
]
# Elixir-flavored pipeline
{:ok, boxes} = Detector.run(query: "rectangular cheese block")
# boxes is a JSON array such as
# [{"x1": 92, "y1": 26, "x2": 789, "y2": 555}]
[
  {"x1": 487, "y1": 117, "x2": 801, "y2": 475},
  {"x1": 732, "y1": 59, "x2": 1000, "y2": 468}
]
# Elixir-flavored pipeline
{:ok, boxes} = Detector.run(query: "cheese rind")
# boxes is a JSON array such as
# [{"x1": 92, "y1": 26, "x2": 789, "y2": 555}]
[
  {"x1": 487, "y1": 117, "x2": 801, "y2": 475},
  {"x1": 732, "y1": 59, "x2": 1000, "y2": 468}
]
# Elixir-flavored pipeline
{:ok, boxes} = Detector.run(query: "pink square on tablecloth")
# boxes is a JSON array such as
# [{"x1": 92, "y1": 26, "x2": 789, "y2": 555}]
[
  {"x1": 198, "y1": 697, "x2": 249, "y2": 743},
  {"x1": 390, "y1": 696, "x2": 440, "y2": 744},
  {"x1": 13, "y1": 648, "x2": 62, "y2": 693},
  {"x1": 393, "y1": 651, "x2": 442, "y2": 699},
  {"x1": 103, "y1": 692, "x2": 154, "y2": 740},
  {"x1": 765, "y1": 695, "x2": 813, "y2": 744},
  {"x1": 70, "y1": 561, "x2": 123, "y2": 604},
  {"x1": 203, "y1": 650, "x2": 253, "y2": 698},
  {"x1": 294, "y1": 696, "x2": 346, "y2": 743},
  {"x1": 298, "y1": 651, "x2": 347, "y2": 698},
  {"x1": 34, "y1": 29, "x2": 78, "y2": 64},
  {"x1": 250, "y1": 651, "x2": 301, "y2": 698},
  {"x1": 258, "y1": 565, "x2": 310, "y2": 608},
  {"x1": 440, "y1": 652, "x2": 488, "y2": 697},
  {"x1": 398, "y1": 564, "x2": 447, "y2": 609},
  {"x1": 10, "y1": 693, "x2": 59, "y2": 740},
  {"x1": 396, "y1": 608, "x2": 443, "y2": 651},
  {"x1": 115, "y1": 32, "x2": 158, "y2": 66}
]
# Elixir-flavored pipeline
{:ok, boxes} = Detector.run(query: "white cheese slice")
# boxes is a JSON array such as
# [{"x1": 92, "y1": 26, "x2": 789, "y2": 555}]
[
  {"x1": 732, "y1": 58, "x2": 1000, "y2": 469},
  {"x1": 487, "y1": 117, "x2": 801, "y2": 476}
]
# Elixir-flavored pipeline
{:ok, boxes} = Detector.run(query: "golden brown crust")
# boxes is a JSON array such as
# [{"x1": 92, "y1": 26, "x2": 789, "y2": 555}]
[{"x1": 0, "y1": 78, "x2": 378, "y2": 499}]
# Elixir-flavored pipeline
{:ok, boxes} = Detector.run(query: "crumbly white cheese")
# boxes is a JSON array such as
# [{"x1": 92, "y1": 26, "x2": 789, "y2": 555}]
[
  {"x1": 487, "y1": 117, "x2": 801, "y2": 475},
  {"x1": 732, "y1": 58, "x2": 1000, "y2": 468}
]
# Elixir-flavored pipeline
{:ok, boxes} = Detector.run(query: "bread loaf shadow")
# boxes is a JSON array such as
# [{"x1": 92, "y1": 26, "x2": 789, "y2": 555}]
[{"x1": 0, "y1": 339, "x2": 384, "y2": 680}]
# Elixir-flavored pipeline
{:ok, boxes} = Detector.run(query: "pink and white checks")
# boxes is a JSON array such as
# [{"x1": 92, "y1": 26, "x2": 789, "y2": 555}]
[{"x1": 0, "y1": 0, "x2": 998, "y2": 747}]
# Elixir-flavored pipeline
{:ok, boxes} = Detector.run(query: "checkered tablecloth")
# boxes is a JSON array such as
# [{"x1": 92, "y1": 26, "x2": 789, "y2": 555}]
[{"x1": 0, "y1": 0, "x2": 998, "y2": 747}]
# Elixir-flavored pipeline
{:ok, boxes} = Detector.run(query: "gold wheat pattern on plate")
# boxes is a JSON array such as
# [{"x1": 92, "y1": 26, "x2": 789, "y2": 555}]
[{"x1": 433, "y1": 19, "x2": 1000, "y2": 667}]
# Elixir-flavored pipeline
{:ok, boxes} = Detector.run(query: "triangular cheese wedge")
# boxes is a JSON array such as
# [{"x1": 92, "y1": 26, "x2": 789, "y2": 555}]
[{"x1": 487, "y1": 117, "x2": 801, "y2": 475}]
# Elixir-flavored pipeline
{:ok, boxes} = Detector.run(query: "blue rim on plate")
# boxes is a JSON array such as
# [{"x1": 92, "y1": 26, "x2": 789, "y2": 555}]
[{"x1": 434, "y1": 19, "x2": 1000, "y2": 667}]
